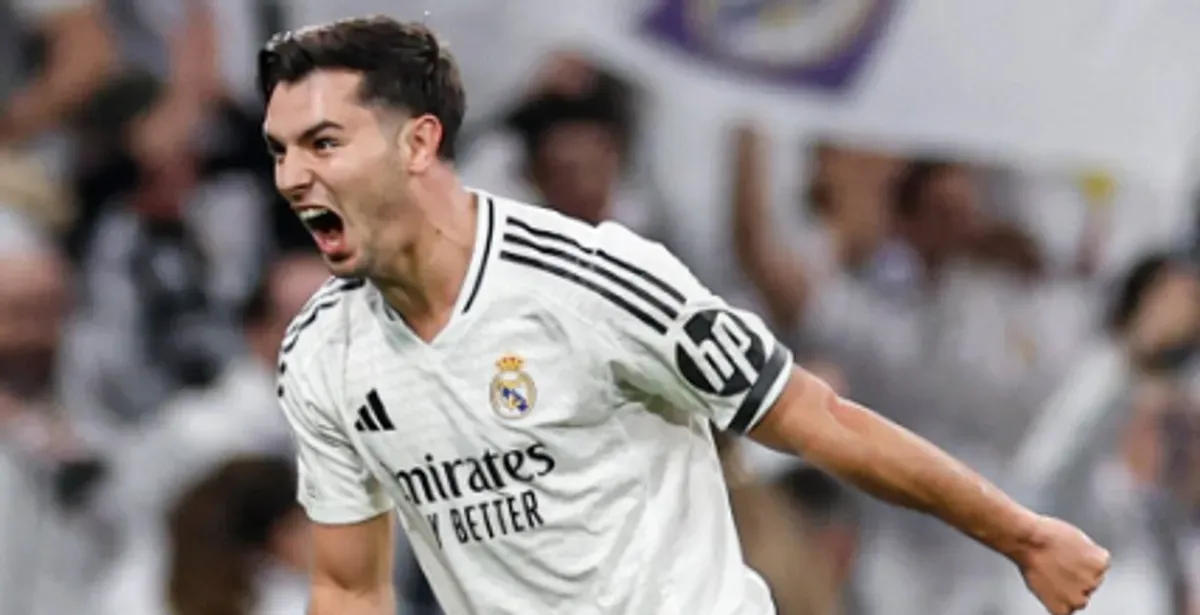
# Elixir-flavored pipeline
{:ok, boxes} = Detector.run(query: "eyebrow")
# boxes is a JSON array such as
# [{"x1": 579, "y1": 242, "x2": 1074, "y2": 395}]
[{"x1": 263, "y1": 119, "x2": 345, "y2": 150}]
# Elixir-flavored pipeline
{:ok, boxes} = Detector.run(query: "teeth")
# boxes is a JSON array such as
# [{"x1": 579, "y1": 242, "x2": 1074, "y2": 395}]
[{"x1": 298, "y1": 208, "x2": 329, "y2": 222}]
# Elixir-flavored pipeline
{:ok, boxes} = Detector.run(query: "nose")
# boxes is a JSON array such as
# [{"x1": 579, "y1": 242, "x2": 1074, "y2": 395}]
[{"x1": 275, "y1": 154, "x2": 314, "y2": 204}]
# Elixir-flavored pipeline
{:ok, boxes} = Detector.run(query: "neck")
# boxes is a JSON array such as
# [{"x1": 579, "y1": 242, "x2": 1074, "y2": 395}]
[{"x1": 376, "y1": 180, "x2": 478, "y2": 333}]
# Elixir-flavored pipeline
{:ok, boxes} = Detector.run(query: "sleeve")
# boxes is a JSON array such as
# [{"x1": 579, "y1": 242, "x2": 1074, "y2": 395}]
[
  {"x1": 592, "y1": 223, "x2": 794, "y2": 434},
  {"x1": 277, "y1": 362, "x2": 393, "y2": 525}
]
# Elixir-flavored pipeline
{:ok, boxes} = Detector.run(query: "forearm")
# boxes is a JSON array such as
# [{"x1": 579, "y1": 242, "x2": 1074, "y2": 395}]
[
  {"x1": 730, "y1": 125, "x2": 808, "y2": 328},
  {"x1": 3, "y1": 7, "x2": 116, "y2": 143},
  {"x1": 752, "y1": 369, "x2": 1040, "y2": 561},
  {"x1": 308, "y1": 583, "x2": 396, "y2": 615}
]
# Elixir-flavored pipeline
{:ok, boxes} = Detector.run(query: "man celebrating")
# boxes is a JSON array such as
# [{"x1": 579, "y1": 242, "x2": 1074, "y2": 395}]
[{"x1": 262, "y1": 15, "x2": 1108, "y2": 615}]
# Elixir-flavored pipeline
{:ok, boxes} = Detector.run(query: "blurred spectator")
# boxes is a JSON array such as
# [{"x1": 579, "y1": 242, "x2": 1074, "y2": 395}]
[
  {"x1": 460, "y1": 63, "x2": 668, "y2": 239},
  {"x1": 718, "y1": 434, "x2": 843, "y2": 615},
  {"x1": 997, "y1": 167, "x2": 1197, "y2": 284},
  {"x1": 1002, "y1": 252, "x2": 1200, "y2": 614},
  {"x1": 0, "y1": 207, "x2": 104, "y2": 615},
  {"x1": 93, "y1": 253, "x2": 328, "y2": 615},
  {"x1": 69, "y1": 0, "x2": 273, "y2": 259},
  {"x1": 731, "y1": 124, "x2": 1101, "y2": 615},
  {"x1": 166, "y1": 456, "x2": 310, "y2": 615},
  {"x1": 98, "y1": 252, "x2": 324, "y2": 518},
  {"x1": 59, "y1": 0, "x2": 272, "y2": 443},
  {"x1": 732, "y1": 126, "x2": 1094, "y2": 440},
  {"x1": 0, "y1": 0, "x2": 117, "y2": 236},
  {"x1": 60, "y1": 146, "x2": 269, "y2": 448},
  {"x1": 0, "y1": 0, "x2": 115, "y2": 149},
  {"x1": 733, "y1": 131, "x2": 902, "y2": 333},
  {"x1": 777, "y1": 467, "x2": 864, "y2": 615},
  {"x1": 506, "y1": 82, "x2": 631, "y2": 225},
  {"x1": 1016, "y1": 253, "x2": 1200, "y2": 502}
]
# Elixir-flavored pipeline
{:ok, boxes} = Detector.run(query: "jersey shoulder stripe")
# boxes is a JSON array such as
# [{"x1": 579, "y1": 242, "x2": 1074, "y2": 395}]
[
  {"x1": 498, "y1": 214, "x2": 686, "y2": 335},
  {"x1": 505, "y1": 216, "x2": 685, "y2": 303},
  {"x1": 280, "y1": 276, "x2": 365, "y2": 355}
]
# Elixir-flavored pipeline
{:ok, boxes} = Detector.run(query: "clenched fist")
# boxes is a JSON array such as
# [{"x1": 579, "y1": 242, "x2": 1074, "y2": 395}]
[{"x1": 1017, "y1": 516, "x2": 1110, "y2": 614}]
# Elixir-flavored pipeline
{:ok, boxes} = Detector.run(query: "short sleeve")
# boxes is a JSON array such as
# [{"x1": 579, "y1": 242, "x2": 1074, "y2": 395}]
[
  {"x1": 277, "y1": 364, "x2": 393, "y2": 525},
  {"x1": 593, "y1": 224, "x2": 794, "y2": 434}
]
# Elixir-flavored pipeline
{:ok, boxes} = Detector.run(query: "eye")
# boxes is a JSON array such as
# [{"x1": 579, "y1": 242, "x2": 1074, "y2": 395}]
[{"x1": 313, "y1": 137, "x2": 338, "y2": 152}]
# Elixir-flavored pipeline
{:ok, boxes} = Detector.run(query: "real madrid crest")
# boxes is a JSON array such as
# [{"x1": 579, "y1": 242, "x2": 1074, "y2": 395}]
[{"x1": 489, "y1": 354, "x2": 537, "y2": 419}]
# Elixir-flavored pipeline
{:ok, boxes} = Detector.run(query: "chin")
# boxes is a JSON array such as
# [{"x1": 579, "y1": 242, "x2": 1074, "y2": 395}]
[{"x1": 322, "y1": 252, "x2": 369, "y2": 279}]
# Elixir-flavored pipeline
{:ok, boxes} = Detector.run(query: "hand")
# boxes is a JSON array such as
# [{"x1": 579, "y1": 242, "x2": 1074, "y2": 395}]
[{"x1": 1017, "y1": 516, "x2": 1110, "y2": 614}]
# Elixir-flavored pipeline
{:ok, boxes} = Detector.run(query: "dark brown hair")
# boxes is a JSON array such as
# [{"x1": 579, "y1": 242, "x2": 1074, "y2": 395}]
[
  {"x1": 257, "y1": 15, "x2": 467, "y2": 160},
  {"x1": 167, "y1": 457, "x2": 299, "y2": 615},
  {"x1": 893, "y1": 159, "x2": 960, "y2": 218}
]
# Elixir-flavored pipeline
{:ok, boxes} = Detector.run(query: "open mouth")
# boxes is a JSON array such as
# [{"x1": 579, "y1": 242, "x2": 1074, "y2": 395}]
[{"x1": 296, "y1": 206, "x2": 349, "y2": 257}]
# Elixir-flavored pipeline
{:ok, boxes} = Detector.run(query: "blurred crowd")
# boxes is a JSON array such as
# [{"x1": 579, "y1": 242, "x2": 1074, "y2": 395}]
[{"x1": 2, "y1": 2, "x2": 1200, "y2": 615}]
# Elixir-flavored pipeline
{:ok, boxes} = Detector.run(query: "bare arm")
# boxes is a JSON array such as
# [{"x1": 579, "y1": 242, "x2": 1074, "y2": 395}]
[
  {"x1": 749, "y1": 366, "x2": 1040, "y2": 561},
  {"x1": 2, "y1": 3, "x2": 117, "y2": 144},
  {"x1": 129, "y1": 0, "x2": 223, "y2": 164},
  {"x1": 308, "y1": 512, "x2": 397, "y2": 615},
  {"x1": 730, "y1": 125, "x2": 810, "y2": 329}
]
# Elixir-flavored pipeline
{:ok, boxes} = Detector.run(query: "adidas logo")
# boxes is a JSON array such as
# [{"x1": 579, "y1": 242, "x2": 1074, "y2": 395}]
[{"x1": 354, "y1": 390, "x2": 396, "y2": 433}]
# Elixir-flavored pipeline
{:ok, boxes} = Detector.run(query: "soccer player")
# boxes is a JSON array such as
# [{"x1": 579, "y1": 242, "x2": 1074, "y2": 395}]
[{"x1": 261, "y1": 16, "x2": 1109, "y2": 615}]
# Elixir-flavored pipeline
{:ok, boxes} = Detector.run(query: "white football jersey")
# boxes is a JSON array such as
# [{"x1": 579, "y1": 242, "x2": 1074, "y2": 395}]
[{"x1": 276, "y1": 192, "x2": 794, "y2": 615}]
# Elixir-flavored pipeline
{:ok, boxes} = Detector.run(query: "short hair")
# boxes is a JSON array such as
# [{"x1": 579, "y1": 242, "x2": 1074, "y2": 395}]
[
  {"x1": 257, "y1": 15, "x2": 466, "y2": 160},
  {"x1": 1109, "y1": 252, "x2": 1174, "y2": 334},
  {"x1": 894, "y1": 159, "x2": 960, "y2": 218},
  {"x1": 776, "y1": 466, "x2": 859, "y2": 528},
  {"x1": 505, "y1": 69, "x2": 636, "y2": 165}
]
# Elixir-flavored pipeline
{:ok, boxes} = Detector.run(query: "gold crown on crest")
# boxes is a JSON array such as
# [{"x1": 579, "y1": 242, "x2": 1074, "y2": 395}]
[{"x1": 495, "y1": 354, "x2": 525, "y2": 372}]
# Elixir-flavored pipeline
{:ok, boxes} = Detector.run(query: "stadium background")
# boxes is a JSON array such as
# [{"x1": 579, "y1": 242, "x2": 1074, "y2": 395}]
[{"x1": 2, "y1": 1, "x2": 1200, "y2": 614}]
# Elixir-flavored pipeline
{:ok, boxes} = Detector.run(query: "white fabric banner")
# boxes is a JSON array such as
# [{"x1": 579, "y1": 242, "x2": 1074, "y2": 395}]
[
  {"x1": 497, "y1": 0, "x2": 1200, "y2": 284},
  {"x1": 556, "y1": 0, "x2": 1200, "y2": 196}
]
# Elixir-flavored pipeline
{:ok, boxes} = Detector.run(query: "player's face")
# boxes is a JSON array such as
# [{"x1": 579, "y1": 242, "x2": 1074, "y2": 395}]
[{"x1": 263, "y1": 70, "x2": 417, "y2": 278}]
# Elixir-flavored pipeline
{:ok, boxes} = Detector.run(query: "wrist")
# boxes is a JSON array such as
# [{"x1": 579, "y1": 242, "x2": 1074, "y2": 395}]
[{"x1": 1002, "y1": 509, "x2": 1045, "y2": 565}]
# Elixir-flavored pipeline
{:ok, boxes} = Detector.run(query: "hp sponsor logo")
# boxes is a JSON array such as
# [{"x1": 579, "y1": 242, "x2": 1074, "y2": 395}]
[{"x1": 674, "y1": 309, "x2": 767, "y2": 396}]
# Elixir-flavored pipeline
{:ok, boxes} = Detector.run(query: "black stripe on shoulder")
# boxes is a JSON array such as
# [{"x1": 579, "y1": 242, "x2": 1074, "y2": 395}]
[
  {"x1": 505, "y1": 217, "x2": 686, "y2": 304},
  {"x1": 280, "y1": 277, "x2": 363, "y2": 355},
  {"x1": 502, "y1": 232, "x2": 679, "y2": 320},
  {"x1": 499, "y1": 250, "x2": 668, "y2": 335},
  {"x1": 461, "y1": 197, "x2": 495, "y2": 314}
]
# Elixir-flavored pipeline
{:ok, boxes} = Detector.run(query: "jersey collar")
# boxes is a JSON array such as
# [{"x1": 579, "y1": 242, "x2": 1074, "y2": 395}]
[
  {"x1": 451, "y1": 190, "x2": 496, "y2": 317},
  {"x1": 375, "y1": 191, "x2": 497, "y2": 343}
]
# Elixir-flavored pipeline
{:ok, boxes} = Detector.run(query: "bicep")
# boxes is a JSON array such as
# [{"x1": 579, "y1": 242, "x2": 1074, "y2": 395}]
[{"x1": 310, "y1": 513, "x2": 395, "y2": 593}]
